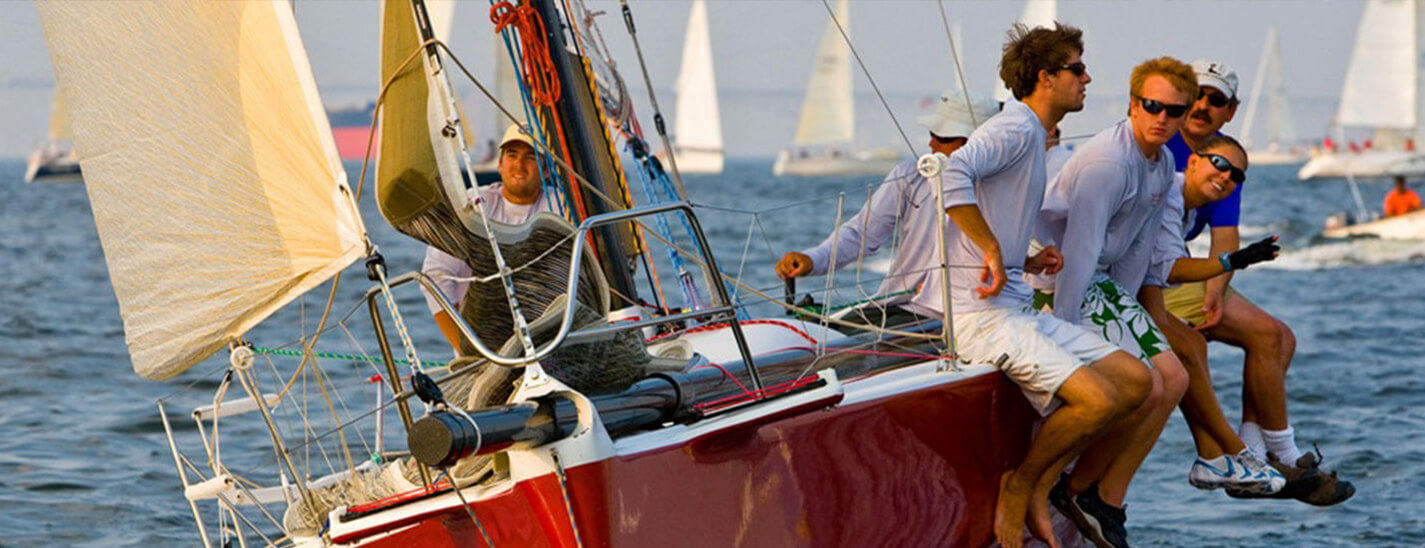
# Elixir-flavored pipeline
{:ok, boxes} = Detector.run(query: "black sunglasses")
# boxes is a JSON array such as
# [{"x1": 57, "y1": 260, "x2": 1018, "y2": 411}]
[
  {"x1": 1199, "y1": 152, "x2": 1246, "y2": 183},
  {"x1": 1052, "y1": 62, "x2": 1087, "y2": 77},
  {"x1": 1135, "y1": 96, "x2": 1189, "y2": 118},
  {"x1": 1198, "y1": 89, "x2": 1231, "y2": 108}
]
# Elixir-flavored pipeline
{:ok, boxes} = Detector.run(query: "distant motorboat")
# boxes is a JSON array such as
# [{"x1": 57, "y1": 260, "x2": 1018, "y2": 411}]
[
  {"x1": 24, "y1": 86, "x2": 82, "y2": 184},
  {"x1": 1299, "y1": 0, "x2": 1425, "y2": 180},
  {"x1": 1323, "y1": 208, "x2": 1425, "y2": 240},
  {"x1": 772, "y1": 0, "x2": 902, "y2": 177},
  {"x1": 1240, "y1": 26, "x2": 1308, "y2": 166}
]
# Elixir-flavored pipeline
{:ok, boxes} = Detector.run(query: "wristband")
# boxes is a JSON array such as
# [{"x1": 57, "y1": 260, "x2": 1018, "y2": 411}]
[{"x1": 1218, "y1": 251, "x2": 1233, "y2": 272}]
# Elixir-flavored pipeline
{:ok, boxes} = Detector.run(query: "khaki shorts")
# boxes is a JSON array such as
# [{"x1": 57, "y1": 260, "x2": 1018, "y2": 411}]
[
  {"x1": 1034, "y1": 274, "x2": 1169, "y2": 362},
  {"x1": 953, "y1": 305, "x2": 1120, "y2": 416},
  {"x1": 1162, "y1": 281, "x2": 1247, "y2": 327}
]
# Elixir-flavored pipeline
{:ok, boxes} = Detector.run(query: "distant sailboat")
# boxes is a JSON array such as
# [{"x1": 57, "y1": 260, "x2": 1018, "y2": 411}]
[
  {"x1": 772, "y1": 0, "x2": 900, "y2": 177},
  {"x1": 994, "y1": 0, "x2": 1056, "y2": 104},
  {"x1": 1240, "y1": 26, "x2": 1306, "y2": 166},
  {"x1": 1298, "y1": 0, "x2": 1425, "y2": 180},
  {"x1": 23, "y1": 87, "x2": 82, "y2": 183},
  {"x1": 665, "y1": 0, "x2": 723, "y2": 174}
]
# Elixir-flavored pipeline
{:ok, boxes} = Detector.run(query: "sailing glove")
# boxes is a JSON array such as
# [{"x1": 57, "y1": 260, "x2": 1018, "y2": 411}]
[{"x1": 1225, "y1": 235, "x2": 1280, "y2": 271}]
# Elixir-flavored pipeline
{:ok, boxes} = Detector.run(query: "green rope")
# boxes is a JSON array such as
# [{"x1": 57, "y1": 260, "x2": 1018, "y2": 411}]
[{"x1": 250, "y1": 346, "x2": 448, "y2": 369}]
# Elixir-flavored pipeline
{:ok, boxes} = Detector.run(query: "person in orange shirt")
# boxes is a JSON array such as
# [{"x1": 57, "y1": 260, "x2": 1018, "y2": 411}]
[{"x1": 1383, "y1": 176, "x2": 1422, "y2": 217}]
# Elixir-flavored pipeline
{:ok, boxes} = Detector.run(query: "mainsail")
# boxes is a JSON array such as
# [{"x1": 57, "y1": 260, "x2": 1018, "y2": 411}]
[
  {"x1": 672, "y1": 0, "x2": 723, "y2": 157},
  {"x1": 791, "y1": 0, "x2": 853, "y2": 146},
  {"x1": 1335, "y1": 0, "x2": 1417, "y2": 132},
  {"x1": 1240, "y1": 26, "x2": 1299, "y2": 148},
  {"x1": 34, "y1": 0, "x2": 366, "y2": 380}
]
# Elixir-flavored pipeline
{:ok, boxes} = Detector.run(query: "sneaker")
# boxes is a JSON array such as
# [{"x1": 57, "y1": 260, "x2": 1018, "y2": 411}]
[
  {"x1": 1070, "y1": 484, "x2": 1130, "y2": 548},
  {"x1": 1049, "y1": 474, "x2": 1074, "y2": 516},
  {"x1": 1232, "y1": 450, "x2": 1287, "y2": 494},
  {"x1": 1188, "y1": 452, "x2": 1284, "y2": 493},
  {"x1": 1227, "y1": 446, "x2": 1355, "y2": 506}
]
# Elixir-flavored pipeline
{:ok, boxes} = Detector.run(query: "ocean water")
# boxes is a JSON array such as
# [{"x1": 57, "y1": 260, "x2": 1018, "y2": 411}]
[{"x1": 0, "y1": 157, "x2": 1421, "y2": 547}]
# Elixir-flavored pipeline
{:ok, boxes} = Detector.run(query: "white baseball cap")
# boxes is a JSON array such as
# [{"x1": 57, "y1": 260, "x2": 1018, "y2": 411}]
[
  {"x1": 918, "y1": 89, "x2": 1000, "y2": 139},
  {"x1": 498, "y1": 123, "x2": 534, "y2": 150},
  {"x1": 1190, "y1": 59, "x2": 1239, "y2": 98}
]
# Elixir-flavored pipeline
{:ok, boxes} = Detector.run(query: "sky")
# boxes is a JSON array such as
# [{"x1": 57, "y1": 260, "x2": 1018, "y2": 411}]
[{"x1": 0, "y1": 0, "x2": 1367, "y2": 159}]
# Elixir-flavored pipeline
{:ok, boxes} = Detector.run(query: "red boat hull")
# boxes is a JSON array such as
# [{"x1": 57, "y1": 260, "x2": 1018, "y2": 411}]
[{"x1": 350, "y1": 371, "x2": 1036, "y2": 547}]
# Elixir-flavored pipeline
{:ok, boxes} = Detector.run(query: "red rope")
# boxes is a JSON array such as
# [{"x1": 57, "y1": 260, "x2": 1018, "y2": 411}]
[
  {"x1": 490, "y1": 2, "x2": 559, "y2": 107},
  {"x1": 646, "y1": 319, "x2": 821, "y2": 346}
]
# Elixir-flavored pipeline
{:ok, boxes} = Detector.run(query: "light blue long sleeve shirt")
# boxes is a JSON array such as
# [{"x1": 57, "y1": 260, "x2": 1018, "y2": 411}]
[{"x1": 1038, "y1": 120, "x2": 1176, "y2": 323}]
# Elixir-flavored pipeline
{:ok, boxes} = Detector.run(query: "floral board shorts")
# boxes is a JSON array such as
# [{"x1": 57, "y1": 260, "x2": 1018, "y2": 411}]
[{"x1": 1033, "y1": 273, "x2": 1169, "y2": 362}]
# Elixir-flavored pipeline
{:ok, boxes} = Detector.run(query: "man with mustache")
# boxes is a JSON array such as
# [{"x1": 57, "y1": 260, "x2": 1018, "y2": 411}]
[{"x1": 1162, "y1": 61, "x2": 1353, "y2": 505}]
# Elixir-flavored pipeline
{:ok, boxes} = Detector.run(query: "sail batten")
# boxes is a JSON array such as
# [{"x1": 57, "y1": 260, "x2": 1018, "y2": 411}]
[{"x1": 36, "y1": 0, "x2": 365, "y2": 380}]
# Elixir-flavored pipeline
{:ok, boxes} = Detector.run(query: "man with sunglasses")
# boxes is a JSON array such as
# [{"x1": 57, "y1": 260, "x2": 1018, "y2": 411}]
[
  {"x1": 930, "y1": 24, "x2": 1154, "y2": 548},
  {"x1": 1161, "y1": 60, "x2": 1353, "y2": 506},
  {"x1": 1035, "y1": 57, "x2": 1204, "y2": 548},
  {"x1": 775, "y1": 88, "x2": 1000, "y2": 323}
]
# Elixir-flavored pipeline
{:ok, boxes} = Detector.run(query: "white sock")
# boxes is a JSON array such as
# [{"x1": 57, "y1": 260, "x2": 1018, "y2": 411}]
[
  {"x1": 1264, "y1": 426, "x2": 1303, "y2": 464},
  {"x1": 1239, "y1": 422, "x2": 1266, "y2": 459}
]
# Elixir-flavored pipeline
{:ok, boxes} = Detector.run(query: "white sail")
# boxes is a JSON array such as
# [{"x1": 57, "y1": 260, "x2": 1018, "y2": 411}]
[
  {"x1": 672, "y1": 0, "x2": 723, "y2": 159},
  {"x1": 1241, "y1": 26, "x2": 1299, "y2": 148},
  {"x1": 426, "y1": 0, "x2": 456, "y2": 43},
  {"x1": 1336, "y1": 0, "x2": 1416, "y2": 131},
  {"x1": 791, "y1": 0, "x2": 853, "y2": 146},
  {"x1": 35, "y1": 0, "x2": 366, "y2": 380},
  {"x1": 995, "y1": 0, "x2": 1057, "y2": 102}
]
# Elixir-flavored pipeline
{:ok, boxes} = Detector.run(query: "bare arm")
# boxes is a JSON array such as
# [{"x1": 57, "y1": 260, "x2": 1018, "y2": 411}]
[
  {"x1": 1167, "y1": 257, "x2": 1228, "y2": 284},
  {"x1": 945, "y1": 204, "x2": 1005, "y2": 299},
  {"x1": 1199, "y1": 225, "x2": 1239, "y2": 329}
]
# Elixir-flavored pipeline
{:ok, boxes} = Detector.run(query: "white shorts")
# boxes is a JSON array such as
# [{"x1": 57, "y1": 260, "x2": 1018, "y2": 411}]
[{"x1": 953, "y1": 305, "x2": 1120, "y2": 416}]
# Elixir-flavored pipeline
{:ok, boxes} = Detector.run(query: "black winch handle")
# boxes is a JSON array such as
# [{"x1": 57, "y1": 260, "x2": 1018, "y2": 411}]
[{"x1": 784, "y1": 277, "x2": 797, "y2": 308}]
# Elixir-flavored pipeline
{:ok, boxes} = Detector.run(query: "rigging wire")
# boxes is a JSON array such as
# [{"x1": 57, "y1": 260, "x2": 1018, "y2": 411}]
[
  {"x1": 935, "y1": 0, "x2": 983, "y2": 128},
  {"x1": 819, "y1": 0, "x2": 916, "y2": 157}
]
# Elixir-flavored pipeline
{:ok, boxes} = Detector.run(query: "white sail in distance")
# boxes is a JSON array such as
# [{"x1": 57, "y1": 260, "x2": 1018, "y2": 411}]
[
  {"x1": 34, "y1": 0, "x2": 366, "y2": 380},
  {"x1": 1335, "y1": 0, "x2": 1416, "y2": 132},
  {"x1": 792, "y1": 0, "x2": 853, "y2": 146},
  {"x1": 1241, "y1": 26, "x2": 1299, "y2": 148},
  {"x1": 995, "y1": 0, "x2": 1057, "y2": 102},
  {"x1": 673, "y1": 0, "x2": 723, "y2": 158}
]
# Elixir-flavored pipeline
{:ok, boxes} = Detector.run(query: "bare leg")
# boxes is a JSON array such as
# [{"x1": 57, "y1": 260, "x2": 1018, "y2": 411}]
[
  {"x1": 1070, "y1": 352, "x2": 1189, "y2": 505},
  {"x1": 1159, "y1": 312, "x2": 1245, "y2": 457},
  {"x1": 1206, "y1": 294, "x2": 1294, "y2": 431},
  {"x1": 994, "y1": 351, "x2": 1149, "y2": 548}
]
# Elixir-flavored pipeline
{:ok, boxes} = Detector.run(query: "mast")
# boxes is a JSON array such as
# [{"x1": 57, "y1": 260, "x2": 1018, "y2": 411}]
[{"x1": 528, "y1": 0, "x2": 641, "y2": 300}]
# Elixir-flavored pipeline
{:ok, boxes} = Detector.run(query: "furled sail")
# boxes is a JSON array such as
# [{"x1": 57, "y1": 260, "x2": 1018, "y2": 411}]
[
  {"x1": 673, "y1": 0, "x2": 723, "y2": 155},
  {"x1": 1335, "y1": 0, "x2": 1416, "y2": 131},
  {"x1": 791, "y1": 0, "x2": 853, "y2": 146},
  {"x1": 34, "y1": 0, "x2": 366, "y2": 380}
]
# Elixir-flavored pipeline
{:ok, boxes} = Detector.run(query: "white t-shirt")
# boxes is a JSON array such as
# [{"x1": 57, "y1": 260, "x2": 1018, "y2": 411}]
[{"x1": 420, "y1": 183, "x2": 555, "y2": 314}]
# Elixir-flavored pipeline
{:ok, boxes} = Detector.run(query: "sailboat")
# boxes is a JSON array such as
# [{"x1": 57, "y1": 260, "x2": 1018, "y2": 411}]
[
  {"x1": 23, "y1": 87, "x2": 82, "y2": 183},
  {"x1": 663, "y1": 0, "x2": 724, "y2": 175},
  {"x1": 772, "y1": 0, "x2": 901, "y2": 177},
  {"x1": 37, "y1": 0, "x2": 1036, "y2": 546},
  {"x1": 994, "y1": 0, "x2": 1056, "y2": 104},
  {"x1": 1298, "y1": 0, "x2": 1425, "y2": 180},
  {"x1": 1240, "y1": 26, "x2": 1308, "y2": 166}
]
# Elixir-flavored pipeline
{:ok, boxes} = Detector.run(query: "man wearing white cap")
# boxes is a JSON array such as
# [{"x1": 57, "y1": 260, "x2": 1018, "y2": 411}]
[
  {"x1": 421, "y1": 124, "x2": 555, "y2": 351},
  {"x1": 774, "y1": 87, "x2": 999, "y2": 324},
  {"x1": 1159, "y1": 60, "x2": 1354, "y2": 505}
]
